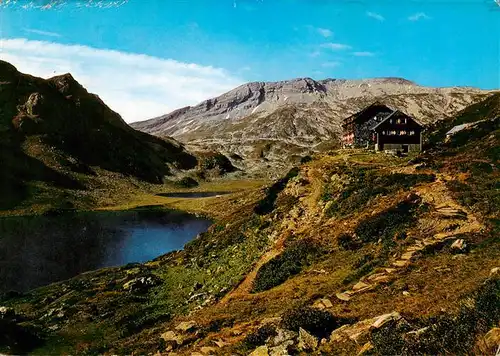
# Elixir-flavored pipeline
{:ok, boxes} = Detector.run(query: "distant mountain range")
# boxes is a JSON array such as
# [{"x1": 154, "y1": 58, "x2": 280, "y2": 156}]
[{"x1": 131, "y1": 77, "x2": 494, "y2": 176}]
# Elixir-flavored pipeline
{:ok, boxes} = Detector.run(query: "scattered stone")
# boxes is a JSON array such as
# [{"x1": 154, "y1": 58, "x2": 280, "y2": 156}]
[
  {"x1": 272, "y1": 328, "x2": 297, "y2": 346},
  {"x1": 330, "y1": 324, "x2": 351, "y2": 342},
  {"x1": 450, "y1": 239, "x2": 467, "y2": 252},
  {"x1": 402, "y1": 291, "x2": 410, "y2": 296},
  {"x1": 297, "y1": 327, "x2": 318, "y2": 351},
  {"x1": 358, "y1": 342, "x2": 374, "y2": 355},
  {"x1": 372, "y1": 312, "x2": 401, "y2": 329},
  {"x1": 321, "y1": 298, "x2": 334, "y2": 308},
  {"x1": 353, "y1": 281, "x2": 371, "y2": 291},
  {"x1": 175, "y1": 321, "x2": 197, "y2": 333},
  {"x1": 312, "y1": 298, "x2": 333, "y2": 310},
  {"x1": 0, "y1": 306, "x2": 14, "y2": 318},
  {"x1": 188, "y1": 292, "x2": 207, "y2": 302},
  {"x1": 161, "y1": 330, "x2": 184, "y2": 346},
  {"x1": 123, "y1": 275, "x2": 162, "y2": 293},
  {"x1": 406, "y1": 326, "x2": 429, "y2": 337},
  {"x1": 260, "y1": 317, "x2": 282, "y2": 326},
  {"x1": 269, "y1": 340, "x2": 294, "y2": 356},
  {"x1": 490, "y1": 267, "x2": 500, "y2": 277},
  {"x1": 365, "y1": 273, "x2": 387, "y2": 282},
  {"x1": 371, "y1": 274, "x2": 392, "y2": 284},
  {"x1": 401, "y1": 251, "x2": 418, "y2": 260},
  {"x1": 249, "y1": 345, "x2": 269, "y2": 356},
  {"x1": 434, "y1": 233, "x2": 450, "y2": 240},
  {"x1": 200, "y1": 346, "x2": 217, "y2": 355},
  {"x1": 484, "y1": 328, "x2": 500, "y2": 350},
  {"x1": 336, "y1": 292, "x2": 351, "y2": 302},
  {"x1": 213, "y1": 339, "x2": 229, "y2": 348},
  {"x1": 385, "y1": 268, "x2": 397, "y2": 274},
  {"x1": 392, "y1": 260, "x2": 410, "y2": 268},
  {"x1": 312, "y1": 269, "x2": 327, "y2": 274}
]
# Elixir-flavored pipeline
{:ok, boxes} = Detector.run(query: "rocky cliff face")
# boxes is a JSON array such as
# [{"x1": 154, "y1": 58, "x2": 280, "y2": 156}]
[{"x1": 131, "y1": 77, "x2": 493, "y2": 177}]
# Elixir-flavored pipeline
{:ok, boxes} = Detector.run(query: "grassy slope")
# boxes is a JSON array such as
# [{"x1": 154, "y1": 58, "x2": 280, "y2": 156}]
[{"x1": 1, "y1": 95, "x2": 499, "y2": 355}]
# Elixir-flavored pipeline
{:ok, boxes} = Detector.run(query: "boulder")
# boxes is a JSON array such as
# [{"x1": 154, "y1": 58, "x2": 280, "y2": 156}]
[
  {"x1": 269, "y1": 340, "x2": 294, "y2": 356},
  {"x1": 358, "y1": 342, "x2": 374, "y2": 355},
  {"x1": 249, "y1": 345, "x2": 269, "y2": 356},
  {"x1": 123, "y1": 275, "x2": 162, "y2": 293},
  {"x1": 353, "y1": 281, "x2": 371, "y2": 291},
  {"x1": 271, "y1": 328, "x2": 297, "y2": 346},
  {"x1": 484, "y1": 328, "x2": 500, "y2": 349},
  {"x1": 450, "y1": 239, "x2": 467, "y2": 252},
  {"x1": 372, "y1": 312, "x2": 401, "y2": 329},
  {"x1": 297, "y1": 327, "x2": 318, "y2": 351},
  {"x1": 175, "y1": 320, "x2": 197, "y2": 333},
  {"x1": 161, "y1": 330, "x2": 184, "y2": 346},
  {"x1": 490, "y1": 267, "x2": 500, "y2": 277},
  {"x1": 200, "y1": 346, "x2": 217, "y2": 355},
  {"x1": 312, "y1": 298, "x2": 333, "y2": 310},
  {"x1": 336, "y1": 292, "x2": 352, "y2": 301}
]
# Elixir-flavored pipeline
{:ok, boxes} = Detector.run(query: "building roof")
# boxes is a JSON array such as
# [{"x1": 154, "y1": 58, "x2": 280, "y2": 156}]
[
  {"x1": 371, "y1": 109, "x2": 423, "y2": 130},
  {"x1": 342, "y1": 102, "x2": 393, "y2": 127}
]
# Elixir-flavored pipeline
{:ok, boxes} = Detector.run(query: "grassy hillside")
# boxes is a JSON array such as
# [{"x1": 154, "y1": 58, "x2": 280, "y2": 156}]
[
  {"x1": 0, "y1": 60, "x2": 197, "y2": 211},
  {"x1": 1, "y1": 93, "x2": 499, "y2": 355}
]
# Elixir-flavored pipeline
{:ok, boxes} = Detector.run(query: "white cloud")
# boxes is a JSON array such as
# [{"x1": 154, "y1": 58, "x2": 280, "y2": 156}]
[
  {"x1": 408, "y1": 12, "x2": 431, "y2": 21},
  {"x1": 321, "y1": 61, "x2": 341, "y2": 68},
  {"x1": 24, "y1": 28, "x2": 61, "y2": 37},
  {"x1": 0, "y1": 38, "x2": 243, "y2": 123},
  {"x1": 309, "y1": 51, "x2": 321, "y2": 58},
  {"x1": 321, "y1": 43, "x2": 352, "y2": 50},
  {"x1": 317, "y1": 28, "x2": 333, "y2": 38},
  {"x1": 366, "y1": 11, "x2": 385, "y2": 21},
  {"x1": 353, "y1": 51, "x2": 376, "y2": 57}
]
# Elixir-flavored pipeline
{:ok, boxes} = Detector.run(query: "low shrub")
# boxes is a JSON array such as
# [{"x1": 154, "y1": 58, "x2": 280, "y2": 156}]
[
  {"x1": 252, "y1": 238, "x2": 323, "y2": 292},
  {"x1": 355, "y1": 197, "x2": 420, "y2": 246},
  {"x1": 175, "y1": 177, "x2": 198, "y2": 188},
  {"x1": 371, "y1": 278, "x2": 500, "y2": 355},
  {"x1": 281, "y1": 306, "x2": 352, "y2": 339},
  {"x1": 242, "y1": 325, "x2": 277, "y2": 349},
  {"x1": 254, "y1": 167, "x2": 300, "y2": 215},
  {"x1": 323, "y1": 165, "x2": 434, "y2": 217},
  {"x1": 337, "y1": 233, "x2": 362, "y2": 251}
]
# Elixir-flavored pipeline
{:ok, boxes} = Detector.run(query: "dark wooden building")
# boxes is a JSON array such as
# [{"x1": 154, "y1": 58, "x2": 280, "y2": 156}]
[
  {"x1": 341, "y1": 102, "x2": 393, "y2": 148},
  {"x1": 342, "y1": 102, "x2": 423, "y2": 152},
  {"x1": 372, "y1": 110, "x2": 423, "y2": 152}
]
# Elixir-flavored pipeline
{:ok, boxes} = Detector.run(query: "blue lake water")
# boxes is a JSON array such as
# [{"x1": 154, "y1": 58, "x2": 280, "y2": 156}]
[{"x1": 0, "y1": 209, "x2": 212, "y2": 293}]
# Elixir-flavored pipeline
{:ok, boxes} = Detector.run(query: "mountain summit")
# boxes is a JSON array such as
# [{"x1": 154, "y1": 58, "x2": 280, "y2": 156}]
[{"x1": 131, "y1": 76, "x2": 491, "y2": 176}]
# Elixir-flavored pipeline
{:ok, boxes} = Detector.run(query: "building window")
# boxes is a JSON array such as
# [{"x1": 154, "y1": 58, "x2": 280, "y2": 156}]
[
  {"x1": 403, "y1": 118, "x2": 407, "y2": 124},
  {"x1": 397, "y1": 118, "x2": 401, "y2": 124},
  {"x1": 390, "y1": 119, "x2": 393, "y2": 124},
  {"x1": 409, "y1": 131, "x2": 415, "y2": 136},
  {"x1": 382, "y1": 131, "x2": 386, "y2": 135},
  {"x1": 399, "y1": 130, "x2": 407, "y2": 135}
]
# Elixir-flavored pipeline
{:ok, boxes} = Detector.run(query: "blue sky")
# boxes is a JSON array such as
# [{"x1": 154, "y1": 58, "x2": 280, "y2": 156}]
[{"x1": 0, "y1": 0, "x2": 499, "y2": 122}]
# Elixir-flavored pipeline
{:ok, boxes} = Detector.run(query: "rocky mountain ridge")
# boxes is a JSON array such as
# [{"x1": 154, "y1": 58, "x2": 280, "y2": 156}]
[
  {"x1": 0, "y1": 60, "x2": 198, "y2": 211},
  {"x1": 132, "y1": 76, "x2": 494, "y2": 177}
]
